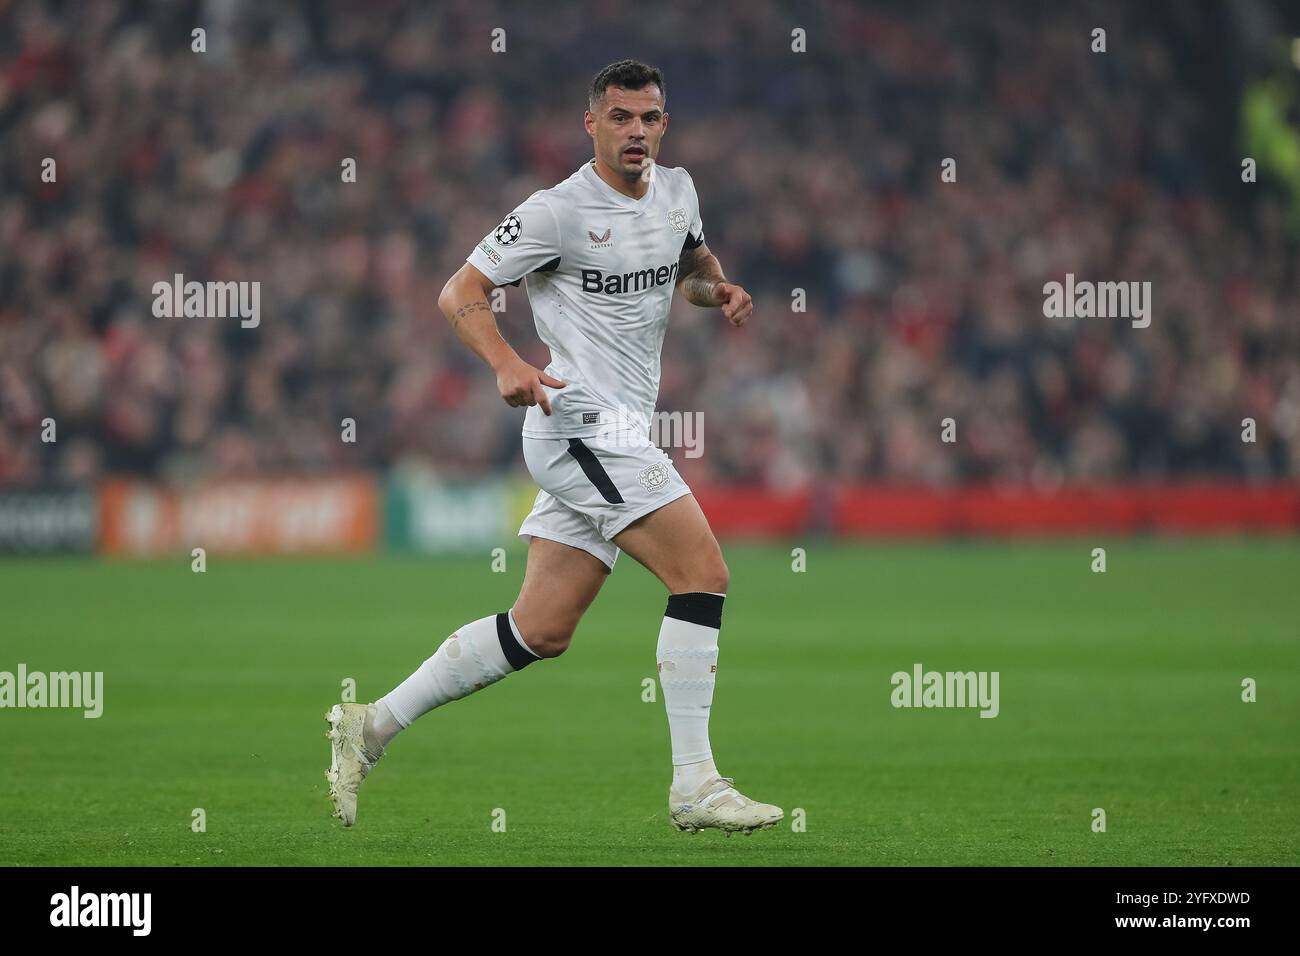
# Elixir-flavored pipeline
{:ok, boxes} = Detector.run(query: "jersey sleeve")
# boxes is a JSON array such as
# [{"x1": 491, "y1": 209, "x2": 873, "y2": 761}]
[
  {"x1": 466, "y1": 192, "x2": 562, "y2": 288},
  {"x1": 682, "y1": 170, "x2": 705, "y2": 251}
]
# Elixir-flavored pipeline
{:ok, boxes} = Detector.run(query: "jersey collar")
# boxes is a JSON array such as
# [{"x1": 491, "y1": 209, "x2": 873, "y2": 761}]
[{"x1": 582, "y1": 159, "x2": 656, "y2": 208}]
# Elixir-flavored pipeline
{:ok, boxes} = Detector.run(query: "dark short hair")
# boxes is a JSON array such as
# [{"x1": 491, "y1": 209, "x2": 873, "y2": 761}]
[{"x1": 588, "y1": 59, "x2": 665, "y2": 112}]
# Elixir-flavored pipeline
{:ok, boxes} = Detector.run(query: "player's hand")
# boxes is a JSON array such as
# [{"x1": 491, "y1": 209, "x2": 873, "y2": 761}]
[
  {"x1": 717, "y1": 282, "x2": 752, "y2": 326},
  {"x1": 496, "y1": 357, "x2": 566, "y2": 416}
]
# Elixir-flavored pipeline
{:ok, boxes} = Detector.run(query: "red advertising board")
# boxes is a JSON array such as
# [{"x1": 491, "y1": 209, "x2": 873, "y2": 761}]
[
  {"x1": 99, "y1": 477, "x2": 378, "y2": 555},
  {"x1": 693, "y1": 483, "x2": 1300, "y2": 538}
]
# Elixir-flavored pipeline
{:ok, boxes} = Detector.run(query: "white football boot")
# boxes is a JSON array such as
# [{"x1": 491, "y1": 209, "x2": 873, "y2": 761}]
[
  {"x1": 669, "y1": 775, "x2": 784, "y2": 836},
  {"x1": 324, "y1": 703, "x2": 384, "y2": 827}
]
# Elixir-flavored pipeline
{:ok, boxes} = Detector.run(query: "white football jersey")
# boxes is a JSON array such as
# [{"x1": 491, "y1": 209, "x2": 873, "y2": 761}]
[{"x1": 466, "y1": 159, "x2": 705, "y2": 439}]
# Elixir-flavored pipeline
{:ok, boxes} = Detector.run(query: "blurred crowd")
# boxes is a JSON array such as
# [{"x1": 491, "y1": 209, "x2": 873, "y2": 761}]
[{"x1": 2, "y1": 0, "x2": 1298, "y2": 489}]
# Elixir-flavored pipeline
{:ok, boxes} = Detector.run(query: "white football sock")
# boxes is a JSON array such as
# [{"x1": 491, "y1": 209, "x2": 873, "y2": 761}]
[
  {"x1": 657, "y1": 591, "x2": 726, "y2": 795},
  {"x1": 369, "y1": 610, "x2": 539, "y2": 748}
]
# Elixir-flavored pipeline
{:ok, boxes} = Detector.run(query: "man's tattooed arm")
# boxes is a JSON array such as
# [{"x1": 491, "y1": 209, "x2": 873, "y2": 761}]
[
  {"x1": 438, "y1": 270, "x2": 517, "y2": 371},
  {"x1": 449, "y1": 299, "x2": 491, "y2": 333},
  {"x1": 676, "y1": 241, "x2": 727, "y2": 307}
]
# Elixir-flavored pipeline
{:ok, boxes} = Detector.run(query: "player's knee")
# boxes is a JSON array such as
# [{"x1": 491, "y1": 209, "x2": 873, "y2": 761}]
[
  {"x1": 522, "y1": 619, "x2": 577, "y2": 658},
  {"x1": 694, "y1": 556, "x2": 729, "y2": 595}
]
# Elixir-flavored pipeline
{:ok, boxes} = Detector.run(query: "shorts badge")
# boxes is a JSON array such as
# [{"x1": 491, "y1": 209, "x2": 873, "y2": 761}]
[{"x1": 638, "y1": 462, "x2": 671, "y2": 492}]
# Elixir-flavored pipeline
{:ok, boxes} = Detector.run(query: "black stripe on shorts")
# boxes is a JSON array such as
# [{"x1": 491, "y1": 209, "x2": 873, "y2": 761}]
[{"x1": 566, "y1": 438, "x2": 625, "y2": 504}]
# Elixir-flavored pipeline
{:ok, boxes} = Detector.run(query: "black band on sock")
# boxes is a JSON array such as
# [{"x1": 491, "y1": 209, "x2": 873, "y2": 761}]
[
  {"x1": 664, "y1": 591, "x2": 725, "y2": 630},
  {"x1": 496, "y1": 612, "x2": 539, "y2": 670}
]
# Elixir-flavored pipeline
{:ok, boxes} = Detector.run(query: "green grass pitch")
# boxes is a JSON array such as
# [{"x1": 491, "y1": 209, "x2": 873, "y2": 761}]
[{"x1": 2, "y1": 540, "x2": 1297, "y2": 866}]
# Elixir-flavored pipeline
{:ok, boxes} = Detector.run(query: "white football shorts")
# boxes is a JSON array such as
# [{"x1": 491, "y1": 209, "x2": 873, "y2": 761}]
[{"x1": 518, "y1": 432, "x2": 693, "y2": 570}]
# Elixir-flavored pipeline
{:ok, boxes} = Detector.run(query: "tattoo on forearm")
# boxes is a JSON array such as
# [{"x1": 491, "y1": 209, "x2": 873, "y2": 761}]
[
  {"x1": 450, "y1": 300, "x2": 491, "y2": 331},
  {"x1": 682, "y1": 271, "x2": 723, "y2": 306},
  {"x1": 677, "y1": 243, "x2": 725, "y2": 307}
]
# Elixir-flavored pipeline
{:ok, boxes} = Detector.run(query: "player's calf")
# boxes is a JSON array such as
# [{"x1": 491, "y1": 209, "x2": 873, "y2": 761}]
[
  {"x1": 323, "y1": 610, "x2": 541, "y2": 826},
  {"x1": 373, "y1": 609, "x2": 540, "y2": 743}
]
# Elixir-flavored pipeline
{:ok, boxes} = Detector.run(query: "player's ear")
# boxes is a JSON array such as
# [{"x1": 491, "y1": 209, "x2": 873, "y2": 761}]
[{"x1": 584, "y1": 111, "x2": 594, "y2": 138}]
